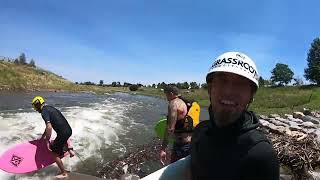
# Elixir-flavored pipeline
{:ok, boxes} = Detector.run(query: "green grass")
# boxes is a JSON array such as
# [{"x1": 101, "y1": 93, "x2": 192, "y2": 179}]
[{"x1": 135, "y1": 86, "x2": 320, "y2": 115}]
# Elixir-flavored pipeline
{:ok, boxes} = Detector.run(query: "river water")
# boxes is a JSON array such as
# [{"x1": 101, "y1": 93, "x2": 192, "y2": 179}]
[{"x1": 0, "y1": 91, "x2": 209, "y2": 179}]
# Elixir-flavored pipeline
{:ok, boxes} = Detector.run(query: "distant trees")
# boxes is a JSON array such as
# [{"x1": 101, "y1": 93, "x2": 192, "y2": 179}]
[
  {"x1": 8, "y1": 53, "x2": 37, "y2": 68},
  {"x1": 190, "y1": 82, "x2": 199, "y2": 89},
  {"x1": 19, "y1": 53, "x2": 27, "y2": 65},
  {"x1": 14, "y1": 59, "x2": 19, "y2": 64},
  {"x1": 293, "y1": 76, "x2": 304, "y2": 86},
  {"x1": 99, "y1": 80, "x2": 104, "y2": 86},
  {"x1": 304, "y1": 37, "x2": 320, "y2": 85},
  {"x1": 129, "y1": 84, "x2": 139, "y2": 91},
  {"x1": 259, "y1": 77, "x2": 265, "y2": 87},
  {"x1": 80, "y1": 81, "x2": 95, "y2": 85},
  {"x1": 29, "y1": 59, "x2": 36, "y2": 67},
  {"x1": 271, "y1": 63, "x2": 294, "y2": 86},
  {"x1": 123, "y1": 82, "x2": 132, "y2": 87},
  {"x1": 201, "y1": 83, "x2": 208, "y2": 89}
]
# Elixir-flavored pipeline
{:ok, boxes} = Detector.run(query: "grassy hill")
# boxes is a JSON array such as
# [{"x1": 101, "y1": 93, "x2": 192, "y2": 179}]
[
  {"x1": 0, "y1": 61, "x2": 72, "y2": 90},
  {"x1": 0, "y1": 61, "x2": 126, "y2": 93}
]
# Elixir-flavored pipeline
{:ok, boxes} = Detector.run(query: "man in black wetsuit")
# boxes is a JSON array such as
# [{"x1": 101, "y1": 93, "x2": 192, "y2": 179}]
[
  {"x1": 191, "y1": 52, "x2": 279, "y2": 180},
  {"x1": 32, "y1": 96, "x2": 74, "y2": 178}
]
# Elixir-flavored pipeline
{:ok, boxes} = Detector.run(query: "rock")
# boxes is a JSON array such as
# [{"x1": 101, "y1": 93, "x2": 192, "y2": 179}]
[
  {"x1": 275, "y1": 117, "x2": 290, "y2": 125},
  {"x1": 284, "y1": 114, "x2": 293, "y2": 119},
  {"x1": 303, "y1": 108, "x2": 312, "y2": 115},
  {"x1": 315, "y1": 129, "x2": 320, "y2": 143},
  {"x1": 269, "y1": 118, "x2": 289, "y2": 127},
  {"x1": 120, "y1": 174, "x2": 140, "y2": 180},
  {"x1": 280, "y1": 174, "x2": 293, "y2": 180},
  {"x1": 258, "y1": 115, "x2": 268, "y2": 120},
  {"x1": 311, "y1": 111, "x2": 320, "y2": 118},
  {"x1": 288, "y1": 117, "x2": 304, "y2": 123},
  {"x1": 289, "y1": 125, "x2": 302, "y2": 131},
  {"x1": 287, "y1": 130, "x2": 305, "y2": 138},
  {"x1": 302, "y1": 116, "x2": 320, "y2": 124},
  {"x1": 300, "y1": 121, "x2": 316, "y2": 128},
  {"x1": 308, "y1": 171, "x2": 320, "y2": 180},
  {"x1": 293, "y1": 112, "x2": 305, "y2": 119},
  {"x1": 259, "y1": 119, "x2": 270, "y2": 126},
  {"x1": 265, "y1": 123, "x2": 287, "y2": 134},
  {"x1": 269, "y1": 114, "x2": 280, "y2": 118}
]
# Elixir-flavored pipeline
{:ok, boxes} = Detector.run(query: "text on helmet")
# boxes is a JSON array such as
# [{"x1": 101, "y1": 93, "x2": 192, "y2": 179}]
[{"x1": 211, "y1": 58, "x2": 258, "y2": 78}]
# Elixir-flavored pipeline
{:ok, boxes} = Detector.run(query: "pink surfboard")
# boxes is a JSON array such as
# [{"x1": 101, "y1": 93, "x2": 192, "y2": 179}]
[{"x1": 0, "y1": 139, "x2": 69, "y2": 174}]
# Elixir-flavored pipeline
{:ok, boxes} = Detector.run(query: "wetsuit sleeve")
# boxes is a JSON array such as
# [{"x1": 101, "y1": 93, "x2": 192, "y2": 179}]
[
  {"x1": 41, "y1": 108, "x2": 51, "y2": 124},
  {"x1": 244, "y1": 141, "x2": 280, "y2": 180}
]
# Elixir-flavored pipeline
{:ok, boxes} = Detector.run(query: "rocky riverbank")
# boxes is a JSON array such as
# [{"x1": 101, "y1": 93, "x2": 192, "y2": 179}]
[{"x1": 94, "y1": 110, "x2": 320, "y2": 179}]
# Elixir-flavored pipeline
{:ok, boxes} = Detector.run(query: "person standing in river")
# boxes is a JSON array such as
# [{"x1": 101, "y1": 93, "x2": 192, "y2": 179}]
[
  {"x1": 32, "y1": 96, "x2": 75, "y2": 178},
  {"x1": 159, "y1": 85, "x2": 193, "y2": 165},
  {"x1": 190, "y1": 52, "x2": 279, "y2": 180}
]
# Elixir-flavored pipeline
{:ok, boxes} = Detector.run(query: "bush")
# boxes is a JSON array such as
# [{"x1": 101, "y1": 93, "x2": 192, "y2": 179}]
[{"x1": 129, "y1": 84, "x2": 139, "y2": 91}]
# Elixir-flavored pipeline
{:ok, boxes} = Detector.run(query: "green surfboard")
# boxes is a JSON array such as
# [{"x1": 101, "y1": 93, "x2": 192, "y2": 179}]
[{"x1": 154, "y1": 118, "x2": 175, "y2": 144}]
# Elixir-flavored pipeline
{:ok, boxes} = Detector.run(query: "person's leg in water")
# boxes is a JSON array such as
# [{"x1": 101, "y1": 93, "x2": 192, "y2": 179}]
[
  {"x1": 52, "y1": 152, "x2": 68, "y2": 177},
  {"x1": 50, "y1": 136, "x2": 69, "y2": 177}
]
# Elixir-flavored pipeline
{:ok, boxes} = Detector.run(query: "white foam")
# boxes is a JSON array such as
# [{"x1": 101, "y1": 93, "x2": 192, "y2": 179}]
[{"x1": 0, "y1": 97, "x2": 138, "y2": 179}]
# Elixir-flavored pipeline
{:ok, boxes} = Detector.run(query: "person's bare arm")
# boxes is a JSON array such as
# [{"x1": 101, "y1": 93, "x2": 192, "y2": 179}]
[
  {"x1": 42, "y1": 123, "x2": 52, "y2": 140},
  {"x1": 167, "y1": 102, "x2": 178, "y2": 135}
]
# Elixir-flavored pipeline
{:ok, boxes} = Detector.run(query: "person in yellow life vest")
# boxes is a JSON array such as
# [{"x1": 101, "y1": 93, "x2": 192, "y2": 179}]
[{"x1": 160, "y1": 85, "x2": 200, "y2": 165}]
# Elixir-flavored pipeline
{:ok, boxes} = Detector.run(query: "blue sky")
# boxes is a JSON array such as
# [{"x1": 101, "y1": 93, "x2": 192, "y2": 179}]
[{"x1": 0, "y1": 0, "x2": 319, "y2": 85}]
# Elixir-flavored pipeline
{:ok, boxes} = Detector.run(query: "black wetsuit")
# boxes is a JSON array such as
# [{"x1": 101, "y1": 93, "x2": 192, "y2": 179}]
[
  {"x1": 41, "y1": 105, "x2": 72, "y2": 156},
  {"x1": 191, "y1": 108, "x2": 279, "y2": 180}
]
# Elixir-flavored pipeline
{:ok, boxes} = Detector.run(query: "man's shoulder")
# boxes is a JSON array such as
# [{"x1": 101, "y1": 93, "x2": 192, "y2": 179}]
[
  {"x1": 42, "y1": 105, "x2": 58, "y2": 113},
  {"x1": 239, "y1": 129, "x2": 272, "y2": 151},
  {"x1": 192, "y1": 120, "x2": 211, "y2": 142}
]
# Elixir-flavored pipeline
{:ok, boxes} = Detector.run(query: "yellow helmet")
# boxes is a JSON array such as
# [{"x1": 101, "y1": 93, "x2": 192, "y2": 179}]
[{"x1": 32, "y1": 96, "x2": 45, "y2": 109}]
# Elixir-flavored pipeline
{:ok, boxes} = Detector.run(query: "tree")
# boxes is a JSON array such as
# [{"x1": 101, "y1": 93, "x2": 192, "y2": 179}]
[
  {"x1": 152, "y1": 84, "x2": 156, "y2": 88},
  {"x1": 111, "y1": 82, "x2": 117, "y2": 87},
  {"x1": 190, "y1": 82, "x2": 199, "y2": 89},
  {"x1": 293, "y1": 76, "x2": 304, "y2": 86},
  {"x1": 158, "y1": 82, "x2": 166, "y2": 89},
  {"x1": 201, "y1": 83, "x2": 208, "y2": 89},
  {"x1": 263, "y1": 79, "x2": 272, "y2": 87},
  {"x1": 175, "y1": 82, "x2": 181, "y2": 89},
  {"x1": 19, "y1": 53, "x2": 27, "y2": 65},
  {"x1": 181, "y1": 82, "x2": 189, "y2": 89},
  {"x1": 83, "y1": 81, "x2": 95, "y2": 85},
  {"x1": 123, "y1": 82, "x2": 132, "y2": 87},
  {"x1": 270, "y1": 63, "x2": 294, "y2": 86},
  {"x1": 14, "y1": 59, "x2": 19, "y2": 64},
  {"x1": 304, "y1": 37, "x2": 320, "y2": 85},
  {"x1": 129, "y1": 84, "x2": 139, "y2": 91},
  {"x1": 99, "y1": 80, "x2": 104, "y2": 86},
  {"x1": 259, "y1": 77, "x2": 265, "y2": 87},
  {"x1": 29, "y1": 59, "x2": 36, "y2": 67},
  {"x1": 116, "y1": 82, "x2": 121, "y2": 87}
]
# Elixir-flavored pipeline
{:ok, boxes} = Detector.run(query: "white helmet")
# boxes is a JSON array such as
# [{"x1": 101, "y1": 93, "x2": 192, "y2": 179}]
[{"x1": 206, "y1": 52, "x2": 259, "y2": 88}]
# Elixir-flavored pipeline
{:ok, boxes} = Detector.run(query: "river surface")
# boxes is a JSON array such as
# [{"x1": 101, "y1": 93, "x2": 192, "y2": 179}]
[{"x1": 0, "y1": 91, "x2": 208, "y2": 179}]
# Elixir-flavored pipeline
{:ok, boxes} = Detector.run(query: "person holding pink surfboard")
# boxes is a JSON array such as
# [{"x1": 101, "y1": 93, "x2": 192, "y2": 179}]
[{"x1": 32, "y1": 96, "x2": 75, "y2": 178}]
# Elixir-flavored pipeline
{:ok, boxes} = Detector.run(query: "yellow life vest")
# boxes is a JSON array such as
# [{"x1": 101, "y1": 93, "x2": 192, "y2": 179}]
[{"x1": 174, "y1": 96, "x2": 201, "y2": 133}]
